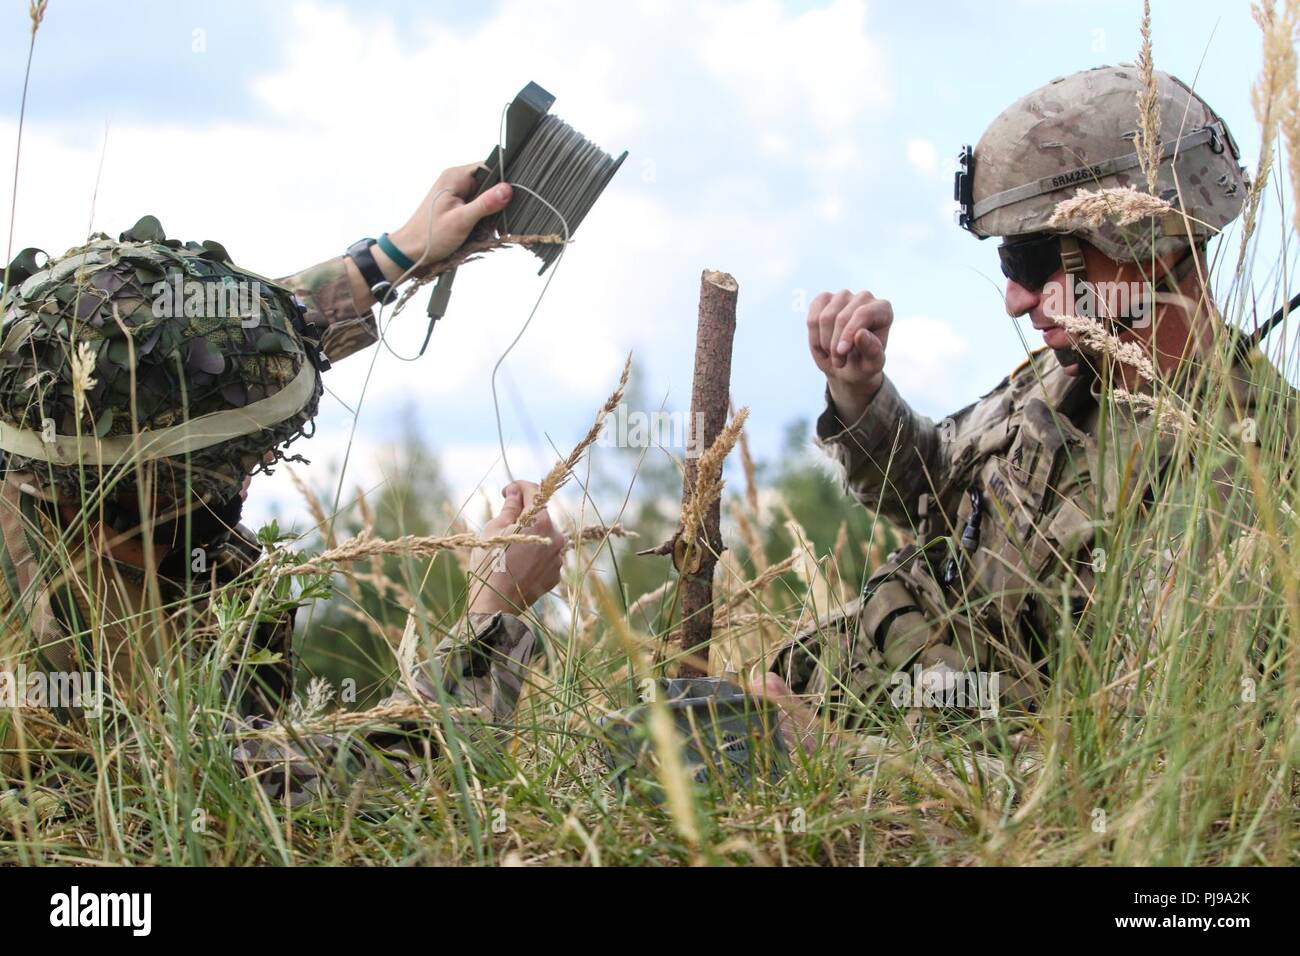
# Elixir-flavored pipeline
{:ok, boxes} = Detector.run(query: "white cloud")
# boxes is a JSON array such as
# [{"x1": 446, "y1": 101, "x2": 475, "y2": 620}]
[
  {"x1": 693, "y1": 0, "x2": 891, "y2": 137},
  {"x1": 883, "y1": 315, "x2": 971, "y2": 414},
  {"x1": 1, "y1": 0, "x2": 903, "y2": 526},
  {"x1": 905, "y1": 137, "x2": 938, "y2": 174}
]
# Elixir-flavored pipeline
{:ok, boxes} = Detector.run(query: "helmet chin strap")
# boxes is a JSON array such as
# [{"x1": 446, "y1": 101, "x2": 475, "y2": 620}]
[
  {"x1": 1053, "y1": 346, "x2": 1086, "y2": 369},
  {"x1": 1052, "y1": 235, "x2": 1090, "y2": 373},
  {"x1": 1048, "y1": 236, "x2": 1202, "y2": 376}
]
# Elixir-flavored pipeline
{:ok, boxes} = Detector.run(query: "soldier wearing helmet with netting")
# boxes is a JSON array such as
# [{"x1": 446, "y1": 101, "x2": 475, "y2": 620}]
[
  {"x1": 0, "y1": 165, "x2": 566, "y2": 803},
  {"x1": 750, "y1": 65, "x2": 1294, "y2": 748}
]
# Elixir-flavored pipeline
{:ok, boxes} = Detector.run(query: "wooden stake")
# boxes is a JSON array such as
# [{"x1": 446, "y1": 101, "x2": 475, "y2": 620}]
[{"x1": 677, "y1": 270, "x2": 738, "y2": 676}]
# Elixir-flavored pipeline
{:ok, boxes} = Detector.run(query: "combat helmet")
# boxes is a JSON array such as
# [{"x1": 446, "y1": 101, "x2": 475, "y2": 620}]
[
  {"x1": 0, "y1": 216, "x2": 327, "y2": 511},
  {"x1": 955, "y1": 65, "x2": 1247, "y2": 263}
]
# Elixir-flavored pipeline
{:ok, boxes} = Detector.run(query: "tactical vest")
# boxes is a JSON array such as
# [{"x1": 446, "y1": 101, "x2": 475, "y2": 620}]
[{"x1": 775, "y1": 349, "x2": 1201, "y2": 718}]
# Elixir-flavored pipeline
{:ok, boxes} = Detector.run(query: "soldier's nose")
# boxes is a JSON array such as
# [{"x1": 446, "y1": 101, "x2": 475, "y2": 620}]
[{"x1": 1004, "y1": 279, "x2": 1039, "y2": 318}]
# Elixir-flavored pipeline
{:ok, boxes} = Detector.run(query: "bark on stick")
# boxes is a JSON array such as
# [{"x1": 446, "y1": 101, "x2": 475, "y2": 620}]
[{"x1": 677, "y1": 269, "x2": 738, "y2": 676}]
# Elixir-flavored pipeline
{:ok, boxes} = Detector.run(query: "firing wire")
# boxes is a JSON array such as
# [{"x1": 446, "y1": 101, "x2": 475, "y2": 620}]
[
  {"x1": 486, "y1": 180, "x2": 569, "y2": 485},
  {"x1": 370, "y1": 185, "x2": 454, "y2": 364},
  {"x1": 323, "y1": 108, "x2": 574, "y2": 537},
  {"x1": 319, "y1": 189, "x2": 452, "y2": 546},
  {"x1": 374, "y1": 101, "x2": 577, "y2": 484}
]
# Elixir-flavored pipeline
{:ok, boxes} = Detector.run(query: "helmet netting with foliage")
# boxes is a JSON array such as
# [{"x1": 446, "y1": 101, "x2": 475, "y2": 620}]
[{"x1": 0, "y1": 216, "x2": 324, "y2": 503}]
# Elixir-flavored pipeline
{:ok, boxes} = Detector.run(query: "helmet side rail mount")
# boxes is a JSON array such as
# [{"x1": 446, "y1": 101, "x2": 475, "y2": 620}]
[
  {"x1": 951, "y1": 61, "x2": 1275, "y2": 371},
  {"x1": 420, "y1": 81, "x2": 627, "y2": 349}
]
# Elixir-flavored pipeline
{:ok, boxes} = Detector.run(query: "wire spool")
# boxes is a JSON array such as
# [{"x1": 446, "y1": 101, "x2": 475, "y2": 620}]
[
  {"x1": 492, "y1": 113, "x2": 627, "y2": 273},
  {"x1": 424, "y1": 82, "x2": 626, "y2": 323}
]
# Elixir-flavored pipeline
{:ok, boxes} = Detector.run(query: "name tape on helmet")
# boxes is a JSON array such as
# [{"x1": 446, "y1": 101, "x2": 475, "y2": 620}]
[{"x1": 971, "y1": 124, "x2": 1220, "y2": 223}]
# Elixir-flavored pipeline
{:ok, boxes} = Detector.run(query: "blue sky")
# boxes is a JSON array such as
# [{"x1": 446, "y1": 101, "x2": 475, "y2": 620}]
[{"x1": 1, "y1": 0, "x2": 1291, "y2": 528}]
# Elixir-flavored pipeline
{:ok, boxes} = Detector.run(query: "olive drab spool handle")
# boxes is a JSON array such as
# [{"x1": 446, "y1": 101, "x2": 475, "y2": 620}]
[{"x1": 424, "y1": 82, "x2": 558, "y2": 326}]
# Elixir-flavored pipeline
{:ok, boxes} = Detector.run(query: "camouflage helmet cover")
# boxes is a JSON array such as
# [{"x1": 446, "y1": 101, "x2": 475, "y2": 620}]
[
  {"x1": 0, "y1": 216, "x2": 325, "y2": 502},
  {"x1": 960, "y1": 65, "x2": 1247, "y2": 260}
]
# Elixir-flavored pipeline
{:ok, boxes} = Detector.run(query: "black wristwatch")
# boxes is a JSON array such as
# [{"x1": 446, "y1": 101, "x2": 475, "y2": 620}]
[{"x1": 344, "y1": 238, "x2": 393, "y2": 304}]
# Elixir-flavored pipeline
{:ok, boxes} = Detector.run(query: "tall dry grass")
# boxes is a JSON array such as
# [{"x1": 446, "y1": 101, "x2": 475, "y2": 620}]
[{"x1": 1, "y1": 4, "x2": 1298, "y2": 866}]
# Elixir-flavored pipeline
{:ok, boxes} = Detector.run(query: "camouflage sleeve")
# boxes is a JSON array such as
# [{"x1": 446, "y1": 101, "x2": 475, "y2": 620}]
[
  {"x1": 277, "y1": 258, "x2": 378, "y2": 364},
  {"x1": 230, "y1": 612, "x2": 537, "y2": 805},
  {"x1": 815, "y1": 376, "x2": 950, "y2": 532},
  {"x1": 385, "y1": 611, "x2": 538, "y2": 724}
]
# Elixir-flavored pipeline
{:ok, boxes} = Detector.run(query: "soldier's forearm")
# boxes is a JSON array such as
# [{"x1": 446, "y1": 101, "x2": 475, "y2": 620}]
[
  {"x1": 277, "y1": 258, "x2": 378, "y2": 364},
  {"x1": 816, "y1": 376, "x2": 945, "y2": 530},
  {"x1": 826, "y1": 375, "x2": 883, "y2": 429}
]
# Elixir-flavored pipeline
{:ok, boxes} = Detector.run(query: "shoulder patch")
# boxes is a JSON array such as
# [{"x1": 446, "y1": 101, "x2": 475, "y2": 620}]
[
  {"x1": 979, "y1": 347, "x2": 1050, "y2": 399},
  {"x1": 1010, "y1": 346, "x2": 1050, "y2": 380}
]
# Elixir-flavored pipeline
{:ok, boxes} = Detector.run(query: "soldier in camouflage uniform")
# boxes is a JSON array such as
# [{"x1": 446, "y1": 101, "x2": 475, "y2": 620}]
[
  {"x1": 754, "y1": 66, "x2": 1286, "y2": 743},
  {"x1": 0, "y1": 164, "x2": 565, "y2": 803}
]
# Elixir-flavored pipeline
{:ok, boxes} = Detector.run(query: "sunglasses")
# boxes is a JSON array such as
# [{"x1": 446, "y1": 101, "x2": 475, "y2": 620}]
[{"x1": 998, "y1": 234, "x2": 1064, "y2": 291}]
